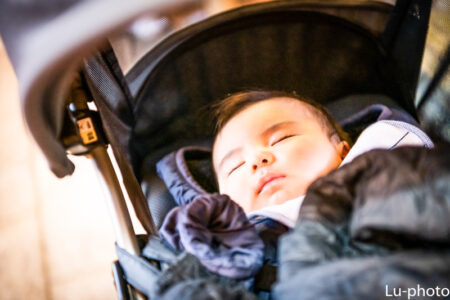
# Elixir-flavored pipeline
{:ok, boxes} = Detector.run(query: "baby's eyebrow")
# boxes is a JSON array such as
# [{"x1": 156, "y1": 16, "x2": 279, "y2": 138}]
[
  {"x1": 218, "y1": 147, "x2": 242, "y2": 173},
  {"x1": 260, "y1": 121, "x2": 297, "y2": 138}
]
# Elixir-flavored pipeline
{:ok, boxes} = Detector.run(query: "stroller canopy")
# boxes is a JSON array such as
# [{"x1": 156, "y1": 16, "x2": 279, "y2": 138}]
[{"x1": 0, "y1": 0, "x2": 198, "y2": 177}]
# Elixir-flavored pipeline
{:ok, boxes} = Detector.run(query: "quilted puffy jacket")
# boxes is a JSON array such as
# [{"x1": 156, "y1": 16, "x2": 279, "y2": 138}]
[{"x1": 276, "y1": 143, "x2": 450, "y2": 300}]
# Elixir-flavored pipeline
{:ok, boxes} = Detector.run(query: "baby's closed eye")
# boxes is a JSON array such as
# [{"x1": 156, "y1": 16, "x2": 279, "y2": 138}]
[
  {"x1": 228, "y1": 161, "x2": 245, "y2": 176},
  {"x1": 270, "y1": 134, "x2": 297, "y2": 146}
]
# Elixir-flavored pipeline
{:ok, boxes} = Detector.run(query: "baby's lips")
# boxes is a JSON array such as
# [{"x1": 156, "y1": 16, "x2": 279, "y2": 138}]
[{"x1": 256, "y1": 174, "x2": 285, "y2": 194}]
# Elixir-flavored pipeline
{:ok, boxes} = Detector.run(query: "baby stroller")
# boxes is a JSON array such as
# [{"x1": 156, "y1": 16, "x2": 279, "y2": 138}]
[{"x1": 1, "y1": 0, "x2": 449, "y2": 299}]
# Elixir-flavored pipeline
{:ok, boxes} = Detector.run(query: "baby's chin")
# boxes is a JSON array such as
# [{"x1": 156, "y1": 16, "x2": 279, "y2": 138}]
[
  {"x1": 269, "y1": 189, "x2": 303, "y2": 205},
  {"x1": 250, "y1": 189, "x2": 305, "y2": 211}
]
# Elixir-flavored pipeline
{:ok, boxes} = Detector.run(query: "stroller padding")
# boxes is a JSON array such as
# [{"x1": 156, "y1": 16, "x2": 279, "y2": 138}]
[
  {"x1": 142, "y1": 174, "x2": 177, "y2": 230},
  {"x1": 156, "y1": 146, "x2": 216, "y2": 206}
]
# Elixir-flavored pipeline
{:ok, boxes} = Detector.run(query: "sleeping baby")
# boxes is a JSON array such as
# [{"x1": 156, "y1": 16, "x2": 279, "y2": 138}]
[
  {"x1": 212, "y1": 91, "x2": 351, "y2": 227},
  {"x1": 212, "y1": 90, "x2": 432, "y2": 227}
]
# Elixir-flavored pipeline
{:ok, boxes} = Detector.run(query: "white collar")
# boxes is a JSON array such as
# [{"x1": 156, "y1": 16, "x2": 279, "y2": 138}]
[{"x1": 247, "y1": 196, "x2": 305, "y2": 228}]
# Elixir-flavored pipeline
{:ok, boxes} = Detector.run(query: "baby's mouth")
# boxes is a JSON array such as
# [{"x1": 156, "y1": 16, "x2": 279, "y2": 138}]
[{"x1": 257, "y1": 175, "x2": 285, "y2": 194}]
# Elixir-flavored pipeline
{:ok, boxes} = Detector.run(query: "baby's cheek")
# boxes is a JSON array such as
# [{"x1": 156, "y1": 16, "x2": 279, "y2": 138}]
[
  {"x1": 230, "y1": 192, "x2": 251, "y2": 212},
  {"x1": 280, "y1": 180, "x2": 307, "y2": 200},
  {"x1": 222, "y1": 179, "x2": 241, "y2": 202}
]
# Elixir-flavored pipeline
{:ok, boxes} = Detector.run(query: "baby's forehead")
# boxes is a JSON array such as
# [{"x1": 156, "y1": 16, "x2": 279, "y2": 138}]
[
  {"x1": 221, "y1": 97, "x2": 314, "y2": 128},
  {"x1": 212, "y1": 98, "x2": 316, "y2": 165},
  {"x1": 216, "y1": 97, "x2": 315, "y2": 136}
]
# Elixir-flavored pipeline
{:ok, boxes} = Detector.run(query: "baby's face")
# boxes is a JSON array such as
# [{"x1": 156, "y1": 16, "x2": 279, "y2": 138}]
[{"x1": 213, "y1": 97, "x2": 348, "y2": 213}]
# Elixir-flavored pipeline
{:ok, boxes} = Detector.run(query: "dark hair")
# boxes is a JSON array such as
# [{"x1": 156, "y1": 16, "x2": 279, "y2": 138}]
[{"x1": 212, "y1": 90, "x2": 351, "y2": 145}]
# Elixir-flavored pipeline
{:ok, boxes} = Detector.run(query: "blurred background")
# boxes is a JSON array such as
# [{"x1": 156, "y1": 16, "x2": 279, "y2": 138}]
[
  {"x1": 1, "y1": 38, "x2": 117, "y2": 299},
  {"x1": 0, "y1": 0, "x2": 447, "y2": 299}
]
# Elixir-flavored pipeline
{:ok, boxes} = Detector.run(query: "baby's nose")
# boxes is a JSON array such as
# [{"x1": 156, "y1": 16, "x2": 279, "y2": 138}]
[{"x1": 252, "y1": 150, "x2": 275, "y2": 171}]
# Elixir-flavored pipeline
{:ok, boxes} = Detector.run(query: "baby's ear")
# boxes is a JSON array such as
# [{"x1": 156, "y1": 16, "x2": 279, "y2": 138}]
[{"x1": 337, "y1": 141, "x2": 350, "y2": 160}]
